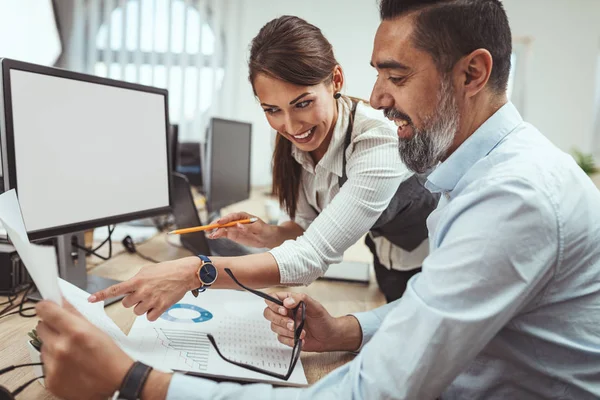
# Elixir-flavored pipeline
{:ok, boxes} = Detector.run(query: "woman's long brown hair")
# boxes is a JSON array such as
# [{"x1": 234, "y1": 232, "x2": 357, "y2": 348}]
[{"x1": 248, "y1": 16, "x2": 339, "y2": 220}]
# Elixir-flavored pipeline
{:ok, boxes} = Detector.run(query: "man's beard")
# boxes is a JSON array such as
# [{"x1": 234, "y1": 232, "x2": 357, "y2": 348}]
[{"x1": 386, "y1": 78, "x2": 459, "y2": 174}]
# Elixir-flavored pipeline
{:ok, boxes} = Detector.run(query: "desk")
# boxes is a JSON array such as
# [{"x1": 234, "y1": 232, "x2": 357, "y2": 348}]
[{"x1": 0, "y1": 189, "x2": 384, "y2": 399}]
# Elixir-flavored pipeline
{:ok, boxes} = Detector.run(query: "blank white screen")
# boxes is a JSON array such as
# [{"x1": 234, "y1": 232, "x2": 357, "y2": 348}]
[{"x1": 9, "y1": 69, "x2": 169, "y2": 233}]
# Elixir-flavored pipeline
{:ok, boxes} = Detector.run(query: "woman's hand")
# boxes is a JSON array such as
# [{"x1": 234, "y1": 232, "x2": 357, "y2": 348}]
[
  {"x1": 208, "y1": 212, "x2": 278, "y2": 248},
  {"x1": 88, "y1": 257, "x2": 201, "y2": 321},
  {"x1": 263, "y1": 292, "x2": 363, "y2": 353}
]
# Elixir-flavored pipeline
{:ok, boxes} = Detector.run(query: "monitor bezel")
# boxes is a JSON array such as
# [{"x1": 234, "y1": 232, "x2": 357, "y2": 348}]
[
  {"x1": 206, "y1": 117, "x2": 252, "y2": 213},
  {"x1": 0, "y1": 58, "x2": 173, "y2": 241}
]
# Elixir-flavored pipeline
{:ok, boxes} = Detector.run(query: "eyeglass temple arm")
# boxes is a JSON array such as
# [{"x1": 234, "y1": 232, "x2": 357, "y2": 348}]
[
  {"x1": 206, "y1": 334, "x2": 291, "y2": 381},
  {"x1": 224, "y1": 268, "x2": 284, "y2": 306},
  {"x1": 286, "y1": 341, "x2": 303, "y2": 381}
]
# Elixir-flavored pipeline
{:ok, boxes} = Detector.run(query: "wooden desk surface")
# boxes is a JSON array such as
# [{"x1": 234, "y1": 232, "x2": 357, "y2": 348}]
[{"x1": 0, "y1": 222, "x2": 384, "y2": 398}]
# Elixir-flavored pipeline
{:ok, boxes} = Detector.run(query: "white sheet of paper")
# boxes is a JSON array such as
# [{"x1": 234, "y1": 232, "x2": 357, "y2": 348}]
[
  {"x1": 0, "y1": 190, "x2": 62, "y2": 305},
  {"x1": 56, "y1": 279, "x2": 158, "y2": 368},
  {"x1": 51, "y1": 266, "x2": 308, "y2": 385},
  {"x1": 58, "y1": 279, "x2": 127, "y2": 344},
  {"x1": 127, "y1": 290, "x2": 308, "y2": 385},
  {"x1": 0, "y1": 189, "x2": 29, "y2": 240}
]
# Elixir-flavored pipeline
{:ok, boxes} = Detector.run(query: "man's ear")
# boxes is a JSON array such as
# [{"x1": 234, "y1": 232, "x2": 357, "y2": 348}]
[{"x1": 455, "y1": 48, "x2": 493, "y2": 98}]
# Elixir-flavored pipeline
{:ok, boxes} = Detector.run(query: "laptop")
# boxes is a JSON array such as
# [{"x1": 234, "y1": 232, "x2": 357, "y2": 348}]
[{"x1": 171, "y1": 172, "x2": 265, "y2": 257}]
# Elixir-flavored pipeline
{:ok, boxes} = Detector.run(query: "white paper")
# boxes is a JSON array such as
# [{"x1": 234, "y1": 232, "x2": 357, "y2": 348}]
[
  {"x1": 57, "y1": 281, "x2": 306, "y2": 384},
  {"x1": 0, "y1": 190, "x2": 62, "y2": 305},
  {"x1": 58, "y1": 279, "x2": 128, "y2": 345},
  {"x1": 127, "y1": 290, "x2": 308, "y2": 385},
  {"x1": 57, "y1": 278, "x2": 158, "y2": 369},
  {"x1": 0, "y1": 189, "x2": 29, "y2": 240}
]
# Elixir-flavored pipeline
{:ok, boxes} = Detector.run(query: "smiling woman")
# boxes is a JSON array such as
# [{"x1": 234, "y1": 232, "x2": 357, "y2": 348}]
[{"x1": 247, "y1": 16, "x2": 344, "y2": 217}]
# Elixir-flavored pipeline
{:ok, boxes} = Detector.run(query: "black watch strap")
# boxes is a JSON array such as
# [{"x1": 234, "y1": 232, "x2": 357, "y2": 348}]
[{"x1": 117, "y1": 361, "x2": 153, "y2": 400}]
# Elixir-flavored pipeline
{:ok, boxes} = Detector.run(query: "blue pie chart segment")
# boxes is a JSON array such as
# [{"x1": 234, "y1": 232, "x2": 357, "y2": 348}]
[{"x1": 160, "y1": 303, "x2": 213, "y2": 323}]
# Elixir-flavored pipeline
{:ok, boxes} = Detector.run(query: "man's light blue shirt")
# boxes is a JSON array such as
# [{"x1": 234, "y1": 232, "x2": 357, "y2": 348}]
[{"x1": 166, "y1": 102, "x2": 600, "y2": 399}]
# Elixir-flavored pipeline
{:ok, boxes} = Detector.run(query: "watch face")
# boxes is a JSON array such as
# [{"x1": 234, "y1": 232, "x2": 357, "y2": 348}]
[{"x1": 199, "y1": 263, "x2": 218, "y2": 285}]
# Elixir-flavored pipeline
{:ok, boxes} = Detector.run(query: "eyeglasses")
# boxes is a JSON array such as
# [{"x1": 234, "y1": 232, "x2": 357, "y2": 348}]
[{"x1": 206, "y1": 268, "x2": 305, "y2": 381}]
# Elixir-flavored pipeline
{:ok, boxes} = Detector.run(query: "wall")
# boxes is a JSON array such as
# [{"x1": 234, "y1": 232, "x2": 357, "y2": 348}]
[
  {"x1": 218, "y1": 0, "x2": 600, "y2": 186},
  {"x1": 502, "y1": 0, "x2": 600, "y2": 156}
]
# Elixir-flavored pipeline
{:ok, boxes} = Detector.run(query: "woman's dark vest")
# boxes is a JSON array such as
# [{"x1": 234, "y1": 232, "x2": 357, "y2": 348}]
[{"x1": 339, "y1": 101, "x2": 439, "y2": 251}]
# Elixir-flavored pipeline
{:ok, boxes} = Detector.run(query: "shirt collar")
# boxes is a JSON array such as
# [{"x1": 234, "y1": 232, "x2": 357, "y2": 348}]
[
  {"x1": 426, "y1": 102, "x2": 523, "y2": 194},
  {"x1": 291, "y1": 96, "x2": 350, "y2": 177}
]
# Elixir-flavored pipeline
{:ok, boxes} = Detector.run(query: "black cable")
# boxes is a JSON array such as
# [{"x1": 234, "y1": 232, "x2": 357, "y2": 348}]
[
  {"x1": 135, "y1": 251, "x2": 160, "y2": 264},
  {"x1": 0, "y1": 307, "x2": 35, "y2": 321},
  {"x1": 73, "y1": 244, "x2": 111, "y2": 261},
  {"x1": 71, "y1": 225, "x2": 115, "y2": 261},
  {"x1": 0, "y1": 293, "x2": 16, "y2": 307},
  {"x1": 18, "y1": 284, "x2": 36, "y2": 318},
  {"x1": 0, "y1": 283, "x2": 35, "y2": 320},
  {"x1": 0, "y1": 300, "x2": 16, "y2": 318},
  {"x1": 0, "y1": 286, "x2": 25, "y2": 317},
  {"x1": 122, "y1": 236, "x2": 160, "y2": 263},
  {"x1": 0, "y1": 293, "x2": 17, "y2": 310},
  {"x1": 91, "y1": 224, "x2": 115, "y2": 252}
]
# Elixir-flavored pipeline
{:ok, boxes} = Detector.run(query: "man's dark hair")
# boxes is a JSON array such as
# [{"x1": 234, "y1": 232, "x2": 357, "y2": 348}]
[{"x1": 379, "y1": 0, "x2": 512, "y2": 93}]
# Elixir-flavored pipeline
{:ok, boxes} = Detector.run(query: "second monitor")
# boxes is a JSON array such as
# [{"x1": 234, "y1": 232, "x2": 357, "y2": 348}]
[{"x1": 204, "y1": 118, "x2": 252, "y2": 214}]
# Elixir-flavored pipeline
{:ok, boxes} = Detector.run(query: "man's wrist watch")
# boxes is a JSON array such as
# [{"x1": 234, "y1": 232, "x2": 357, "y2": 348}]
[
  {"x1": 111, "y1": 361, "x2": 153, "y2": 400},
  {"x1": 191, "y1": 255, "x2": 218, "y2": 297}
]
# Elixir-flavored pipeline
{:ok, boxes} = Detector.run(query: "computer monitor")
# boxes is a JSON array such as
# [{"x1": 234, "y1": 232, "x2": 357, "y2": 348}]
[
  {"x1": 204, "y1": 118, "x2": 252, "y2": 213},
  {"x1": 177, "y1": 141, "x2": 204, "y2": 188},
  {"x1": 0, "y1": 58, "x2": 171, "y2": 302},
  {"x1": 169, "y1": 124, "x2": 179, "y2": 173}
]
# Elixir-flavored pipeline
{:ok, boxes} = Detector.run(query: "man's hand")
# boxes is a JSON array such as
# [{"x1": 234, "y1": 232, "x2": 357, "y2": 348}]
[
  {"x1": 88, "y1": 257, "x2": 201, "y2": 321},
  {"x1": 36, "y1": 300, "x2": 172, "y2": 400},
  {"x1": 35, "y1": 300, "x2": 133, "y2": 399},
  {"x1": 263, "y1": 292, "x2": 363, "y2": 353}
]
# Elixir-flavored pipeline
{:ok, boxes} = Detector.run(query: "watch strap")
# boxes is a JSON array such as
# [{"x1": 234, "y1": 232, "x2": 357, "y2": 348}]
[
  {"x1": 115, "y1": 361, "x2": 153, "y2": 400},
  {"x1": 198, "y1": 254, "x2": 211, "y2": 263}
]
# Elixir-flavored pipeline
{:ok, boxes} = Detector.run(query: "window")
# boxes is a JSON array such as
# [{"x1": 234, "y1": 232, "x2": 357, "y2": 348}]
[{"x1": 88, "y1": 0, "x2": 225, "y2": 140}]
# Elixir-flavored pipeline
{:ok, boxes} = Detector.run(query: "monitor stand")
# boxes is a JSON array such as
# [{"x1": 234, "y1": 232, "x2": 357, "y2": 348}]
[{"x1": 28, "y1": 232, "x2": 124, "y2": 307}]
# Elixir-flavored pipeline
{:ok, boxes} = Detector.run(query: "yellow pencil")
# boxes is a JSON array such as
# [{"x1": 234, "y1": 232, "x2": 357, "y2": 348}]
[{"x1": 167, "y1": 217, "x2": 258, "y2": 235}]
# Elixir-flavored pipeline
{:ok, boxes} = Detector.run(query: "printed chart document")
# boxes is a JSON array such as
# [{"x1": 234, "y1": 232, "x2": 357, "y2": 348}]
[
  {"x1": 60, "y1": 280, "x2": 307, "y2": 386},
  {"x1": 60, "y1": 280, "x2": 308, "y2": 386},
  {"x1": 127, "y1": 290, "x2": 308, "y2": 387}
]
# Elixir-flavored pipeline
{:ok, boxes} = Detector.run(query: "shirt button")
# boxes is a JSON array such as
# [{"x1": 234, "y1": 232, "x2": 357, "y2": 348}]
[{"x1": 444, "y1": 192, "x2": 451, "y2": 199}]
